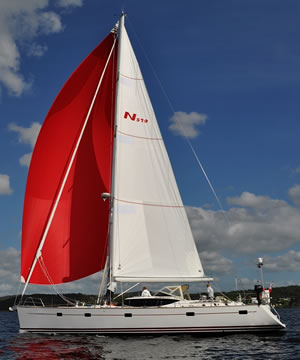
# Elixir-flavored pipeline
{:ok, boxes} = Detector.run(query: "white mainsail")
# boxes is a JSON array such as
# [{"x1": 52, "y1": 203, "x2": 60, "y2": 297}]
[{"x1": 111, "y1": 17, "x2": 207, "y2": 282}]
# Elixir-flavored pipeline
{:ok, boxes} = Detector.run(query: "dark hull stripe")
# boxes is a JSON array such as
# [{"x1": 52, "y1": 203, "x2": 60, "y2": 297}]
[{"x1": 20, "y1": 324, "x2": 285, "y2": 334}]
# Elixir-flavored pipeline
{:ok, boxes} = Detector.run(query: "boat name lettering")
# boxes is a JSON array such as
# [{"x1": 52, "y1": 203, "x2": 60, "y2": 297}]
[{"x1": 124, "y1": 111, "x2": 148, "y2": 123}]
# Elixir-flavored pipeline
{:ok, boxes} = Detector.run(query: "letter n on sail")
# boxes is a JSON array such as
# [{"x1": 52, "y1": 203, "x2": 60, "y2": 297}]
[{"x1": 124, "y1": 112, "x2": 136, "y2": 121}]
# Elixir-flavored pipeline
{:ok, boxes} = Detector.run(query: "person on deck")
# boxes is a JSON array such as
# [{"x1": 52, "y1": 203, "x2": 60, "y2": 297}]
[
  {"x1": 206, "y1": 283, "x2": 214, "y2": 300},
  {"x1": 141, "y1": 286, "x2": 151, "y2": 297},
  {"x1": 105, "y1": 281, "x2": 117, "y2": 304},
  {"x1": 254, "y1": 283, "x2": 263, "y2": 305}
]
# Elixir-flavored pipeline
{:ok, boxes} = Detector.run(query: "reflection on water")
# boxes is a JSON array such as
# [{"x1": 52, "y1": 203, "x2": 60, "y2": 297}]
[
  {"x1": 9, "y1": 335, "x2": 104, "y2": 359},
  {"x1": 1, "y1": 308, "x2": 300, "y2": 360}
]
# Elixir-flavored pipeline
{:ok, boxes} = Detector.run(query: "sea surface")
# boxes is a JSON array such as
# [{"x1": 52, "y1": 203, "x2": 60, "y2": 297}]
[{"x1": 0, "y1": 308, "x2": 299, "y2": 359}]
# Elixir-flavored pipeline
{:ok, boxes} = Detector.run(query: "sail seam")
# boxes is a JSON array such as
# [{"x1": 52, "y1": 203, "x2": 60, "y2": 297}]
[
  {"x1": 119, "y1": 72, "x2": 143, "y2": 80},
  {"x1": 118, "y1": 130, "x2": 162, "y2": 141},
  {"x1": 115, "y1": 197, "x2": 184, "y2": 208}
]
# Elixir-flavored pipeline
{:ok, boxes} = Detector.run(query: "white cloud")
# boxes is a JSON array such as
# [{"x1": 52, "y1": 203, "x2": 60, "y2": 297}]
[
  {"x1": 9, "y1": 122, "x2": 41, "y2": 167},
  {"x1": 200, "y1": 251, "x2": 233, "y2": 275},
  {"x1": 0, "y1": 174, "x2": 13, "y2": 195},
  {"x1": 19, "y1": 153, "x2": 33, "y2": 167},
  {"x1": 0, "y1": 246, "x2": 103, "y2": 296},
  {"x1": 0, "y1": 0, "x2": 79, "y2": 96},
  {"x1": 56, "y1": 0, "x2": 84, "y2": 7},
  {"x1": 288, "y1": 184, "x2": 300, "y2": 206},
  {"x1": 0, "y1": 33, "x2": 28, "y2": 96},
  {"x1": 0, "y1": 248, "x2": 20, "y2": 295},
  {"x1": 227, "y1": 191, "x2": 286, "y2": 209},
  {"x1": 234, "y1": 277, "x2": 259, "y2": 290},
  {"x1": 187, "y1": 191, "x2": 300, "y2": 255},
  {"x1": 8, "y1": 122, "x2": 41, "y2": 148},
  {"x1": 169, "y1": 111, "x2": 207, "y2": 138},
  {"x1": 39, "y1": 11, "x2": 64, "y2": 34},
  {"x1": 21, "y1": 271, "x2": 103, "y2": 296},
  {"x1": 264, "y1": 250, "x2": 300, "y2": 272},
  {"x1": 26, "y1": 42, "x2": 48, "y2": 57}
]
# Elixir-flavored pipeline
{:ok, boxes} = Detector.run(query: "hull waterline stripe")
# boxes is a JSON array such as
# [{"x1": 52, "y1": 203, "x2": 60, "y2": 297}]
[{"x1": 20, "y1": 324, "x2": 285, "y2": 334}]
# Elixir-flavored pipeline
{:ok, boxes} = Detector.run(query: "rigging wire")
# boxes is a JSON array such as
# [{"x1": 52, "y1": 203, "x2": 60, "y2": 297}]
[
  {"x1": 38, "y1": 256, "x2": 76, "y2": 306},
  {"x1": 126, "y1": 15, "x2": 225, "y2": 213}
]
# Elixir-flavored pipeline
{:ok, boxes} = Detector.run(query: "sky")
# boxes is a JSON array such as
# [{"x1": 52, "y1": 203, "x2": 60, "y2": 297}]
[{"x1": 1, "y1": 0, "x2": 300, "y2": 297}]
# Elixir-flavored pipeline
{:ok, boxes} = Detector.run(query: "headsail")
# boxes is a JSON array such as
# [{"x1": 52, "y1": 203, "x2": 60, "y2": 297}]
[
  {"x1": 111, "y1": 16, "x2": 206, "y2": 282},
  {"x1": 21, "y1": 32, "x2": 118, "y2": 285}
]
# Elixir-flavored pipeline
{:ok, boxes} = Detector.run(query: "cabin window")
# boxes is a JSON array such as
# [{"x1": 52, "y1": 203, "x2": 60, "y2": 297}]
[
  {"x1": 186, "y1": 312, "x2": 195, "y2": 316},
  {"x1": 239, "y1": 310, "x2": 248, "y2": 315},
  {"x1": 124, "y1": 313, "x2": 132, "y2": 317},
  {"x1": 84, "y1": 313, "x2": 91, "y2": 317},
  {"x1": 57, "y1": 313, "x2": 63, "y2": 317}
]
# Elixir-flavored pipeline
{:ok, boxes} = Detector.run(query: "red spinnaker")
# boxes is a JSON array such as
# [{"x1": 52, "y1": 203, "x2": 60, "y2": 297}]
[{"x1": 21, "y1": 33, "x2": 118, "y2": 284}]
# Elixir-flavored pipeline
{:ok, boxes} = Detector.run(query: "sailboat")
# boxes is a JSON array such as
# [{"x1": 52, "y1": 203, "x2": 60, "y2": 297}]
[{"x1": 16, "y1": 13, "x2": 285, "y2": 334}]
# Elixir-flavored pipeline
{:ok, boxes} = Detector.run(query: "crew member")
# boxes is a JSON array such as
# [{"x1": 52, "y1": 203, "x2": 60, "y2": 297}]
[
  {"x1": 105, "y1": 281, "x2": 117, "y2": 304},
  {"x1": 206, "y1": 283, "x2": 214, "y2": 300},
  {"x1": 141, "y1": 286, "x2": 151, "y2": 297}
]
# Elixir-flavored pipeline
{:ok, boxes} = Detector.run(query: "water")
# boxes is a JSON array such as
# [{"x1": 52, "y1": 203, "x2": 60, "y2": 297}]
[{"x1": 0, "y1": 308, "x2": 300, "y2": 359}]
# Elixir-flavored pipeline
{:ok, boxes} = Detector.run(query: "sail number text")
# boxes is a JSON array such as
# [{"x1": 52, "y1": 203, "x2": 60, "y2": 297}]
[{"x1": 124, "y1": 112, "x2": 148, "y2": 123}]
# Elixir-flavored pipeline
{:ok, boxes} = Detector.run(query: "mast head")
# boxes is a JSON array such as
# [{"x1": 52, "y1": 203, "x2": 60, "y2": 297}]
[{"x1": 111, "y1": 12, "x2": 125, "y2": 34}]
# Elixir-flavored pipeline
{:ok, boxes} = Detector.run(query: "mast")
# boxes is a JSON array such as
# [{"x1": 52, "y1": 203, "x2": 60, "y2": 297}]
[{"x1": 109, "y1": 12, "x2": 125, "y2": 283}]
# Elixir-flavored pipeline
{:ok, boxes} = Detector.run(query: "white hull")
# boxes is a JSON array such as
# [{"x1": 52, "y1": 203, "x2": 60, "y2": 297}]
[{"x1": 17, "y1": 301, "x2": 285, "y2": 334}]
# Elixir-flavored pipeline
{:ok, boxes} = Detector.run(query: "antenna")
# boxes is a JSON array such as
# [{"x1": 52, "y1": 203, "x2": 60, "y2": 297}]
[{"x1": 257, "y1": 257, "x2": 265, "y2": 289}]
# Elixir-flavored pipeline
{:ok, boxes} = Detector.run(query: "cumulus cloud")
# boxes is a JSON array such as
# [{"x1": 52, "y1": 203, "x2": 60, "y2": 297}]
[
  {"x1": 200, "y1": 251, "x2": 233, "y2": 275},
  {"x1": 264, "y1": 251, "x2": 300, "y2": 272},
  {"x1": 26, "y1": 42, "x2": 48, "y2": 57},
  {"x1": 8, "y1": 122, "x2": 41, "y2": 167},
  {"x1": 19, "y1": 153, "x2": 33, "y2": 167},
  {"x1": 0, "y1": 247, "x2": 102, "y2": 296},
  {"x1": 227, "y1": 191, "x2": 286, "y2": 209},
  {"x1": 235, "y1": 277, "x2": 259, "y2": 290},
  {"x1": 0, "y1": 0, "x2": 82, "y2": 96},
  {"x1": 0, "y1": 174, "x2": 13, "y2": 195},
  {"x1": 22, "y1": 271, "x2": 103, "y2": 295},
  {"x1": 169, "y1": 111, "x2": 207, "y2": 138},
  {"x1": 0, "y1": 1, "x2": 62, "y2": 96},
  {"x1": 0, "y1": 248, "x2": 20, "y2": 296},
  {"x1": 288, "y1": 184, "x2": 300, "y2": 206},
  {"x1": 187, "y1": 191, "x2": 300, "y2": 255},
  {"x1": 56, "y1": 271, "x2": 102, "y2": 294},
  {"x1": 56, "y1": 0, "x2": 84, "y2": 7},
  {"x1": 8, "y1": 122, "x2": 41, "y2": 148}
]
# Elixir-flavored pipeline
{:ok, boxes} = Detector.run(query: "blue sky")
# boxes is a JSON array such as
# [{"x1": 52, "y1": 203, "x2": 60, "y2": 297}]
[{"x1": 1, "y1": 0, "x2": 300, "y2": 296}]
